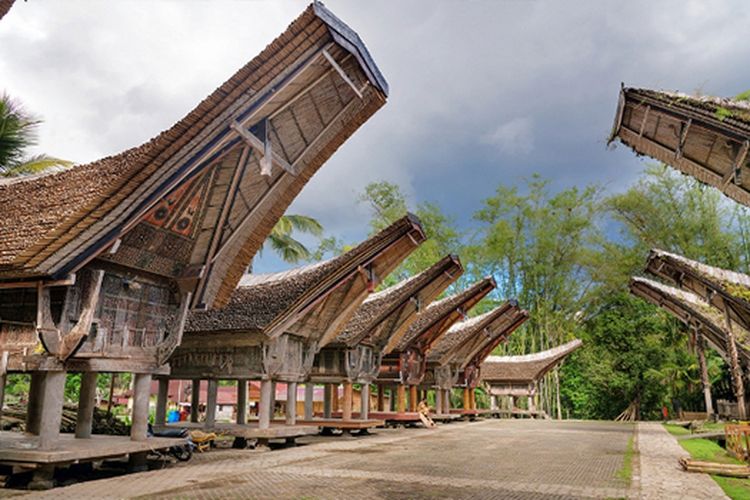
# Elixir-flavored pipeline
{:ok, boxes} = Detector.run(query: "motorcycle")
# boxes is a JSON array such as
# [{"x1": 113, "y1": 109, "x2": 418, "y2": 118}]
[{"x1": 147, "y1": 424, "x2": 195, "y2": 462}]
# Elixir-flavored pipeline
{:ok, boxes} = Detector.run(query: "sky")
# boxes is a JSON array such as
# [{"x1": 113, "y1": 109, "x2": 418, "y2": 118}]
[{"x1": 2, "y1": 0, "x2": 749, "y2": 273}]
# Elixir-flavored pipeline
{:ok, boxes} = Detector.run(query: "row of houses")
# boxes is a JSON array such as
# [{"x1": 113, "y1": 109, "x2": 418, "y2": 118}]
[{"x1": 0, "y1": 2, "x2": 582, "y2": 489}]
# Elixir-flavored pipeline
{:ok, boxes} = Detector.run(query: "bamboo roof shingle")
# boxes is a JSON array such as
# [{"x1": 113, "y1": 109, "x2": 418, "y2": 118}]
[
  {"x1": 0, "y1": 3, "x2": 389, "y2": 311},
  {"x1": 336, "y1": 254, "x2": 462, "y2": 353},
  {"x1": 0, "y1": 0, "x2": 14, "y2": 20},
  {"x1": 629, "y1": 276, "x2": 750, "y2": 364},
  {"x1": 185, "y1": 214, "x2": 425, "y2": 346},
  {"x1": 609, "y1": 87, "x2": 750, "y2": 207},
  {"x1": 481, "y1": 339, "x2": 583, "y2": 384}
]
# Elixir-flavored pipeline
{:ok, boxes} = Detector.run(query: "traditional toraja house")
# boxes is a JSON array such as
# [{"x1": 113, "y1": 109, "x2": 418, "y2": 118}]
[
  {"x1": 425, "y1": 301, "x2": 529, "y2": 417},
  {"x1": 0, "y1": 2, "x2": 388, "y2": 484},
  {"x1": 378, "y1": 276, "x2": 496, "y2": 417},
  {"x1": 634, "y1": 249, "x2": 750, "y2": 418},
  {"x1": 164, "y1": 215, "x2": 426, "y2": 445},
  {"x1": 481, "y1": 339, "x2": 582, "y2": 418},
  {"x1": 309, "y1": 254, "x2": 463, "y2": 426},
  {"x1": 0, "y1": 0, "x2": 14, "y2": 21},
  {"x1": 609, "y1": 87, "x2": 750, "y2": 209}
]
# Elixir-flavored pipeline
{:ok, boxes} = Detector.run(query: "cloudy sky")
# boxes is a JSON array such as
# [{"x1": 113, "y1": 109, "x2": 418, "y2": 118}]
[{"x1": 2, "y1": 0, "x2": 749, "y2": 273}]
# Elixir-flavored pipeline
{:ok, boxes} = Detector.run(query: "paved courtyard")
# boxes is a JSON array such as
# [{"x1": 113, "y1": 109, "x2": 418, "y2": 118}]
[{"x1": 16, "y1": 419, "x2": 638, "y2": 499}]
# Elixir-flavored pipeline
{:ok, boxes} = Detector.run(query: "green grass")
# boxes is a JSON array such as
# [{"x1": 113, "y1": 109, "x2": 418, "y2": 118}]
[
  {"x1": 616, "y1": 435, "x2": 635, "y2": 485},
  {"x1": 664, "y1": 424, "x2": 750, "y2": 499},
  {"x1": 664, "y1": 423, "x2": 691, "y2": 436},
  {"x1": 664, "y1": 421, "x2": 725, "y2": 436}
]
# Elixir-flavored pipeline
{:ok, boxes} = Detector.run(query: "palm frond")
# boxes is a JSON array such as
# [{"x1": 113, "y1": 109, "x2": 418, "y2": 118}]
[{"x1": 1, "y1": 154, "x2": 73, "y2": 177}]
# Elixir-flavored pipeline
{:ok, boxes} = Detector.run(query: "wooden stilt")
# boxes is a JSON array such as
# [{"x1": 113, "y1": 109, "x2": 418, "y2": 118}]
[
  {"x1": 39, "y1": 371, "x2": 66, "y2": 450},
  {"x1": 462, "y1": 387, "x2": 470, "y2": 410},
  {"x1": 360, "y1": 384, "x2": 370, "y2": 420},
  {"x1": 443, "y1": 389, "x2": 451, "y2": 414},
  {"x1": 323, "y1": 384, "x2": 332, "y2": 418},
  {"x1": 696, "y1": 334, "x2": 714, "y2": 417},
  {"x1": 0, "y1": 371, "x2": 6, "y2": 419},
  {"x1": 286, "y1": 382, "x2": 297, "y2": 425},
  {"x1": 397, "y1": 384, "x2": 406, "y2": 413},
  {"x1": 376, "y1": 383, "x2": 385, "y2": 412},
  {"x1": 270, "y1": 381, "x2": 277, "y2": 417},
  {"x1": 206, "y1": 379, "x2": 218, "y2": 428},
  {"x1": 190, "y1": 379, "x2": 200, "y2": 423},
  {"x1": 259, "y1": 380, "x2": 272, "y2": 430},
  {"x1": 409, "y1": 385, "x2": 418, "y2": 412},
  {"x1": 342, "y1": 382, "x2": 353, "y2": 421},
  {"x1": 304, "y1": 383, "x2": 314, "y2": 420},
  {"x1": 76, "y1": 372, "x2": 99, "y2": 438},
  {"x1": 436, "y1": 389, "x2": 443, "y2": 415},
  {"x1": 237, "y1": 380, "x2": 247, "y2": 425},
  {"x1": 26, "y1": 371, "x2": 45, "y2": 435},
  {"x1": 131, "y1": 373, "x2": 151, "y2": 441},
  {"x1": 332, "y1": 383, "x2": 340, "y2": 412},
  {"x1": 154, "y1": 377, "x2": 169, "y2": 427}
]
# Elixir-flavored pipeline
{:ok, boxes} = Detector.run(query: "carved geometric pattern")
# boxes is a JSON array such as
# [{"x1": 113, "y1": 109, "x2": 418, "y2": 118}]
[{"x1": 144, "y1": 170, "x2": 212, "y2": 238}]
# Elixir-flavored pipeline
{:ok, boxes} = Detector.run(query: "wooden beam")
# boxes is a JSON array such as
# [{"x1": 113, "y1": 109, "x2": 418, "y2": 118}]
[
  {"x1": 638, "y1": 105, "x2": 650, "y2": 138},
  {"x1": 230, "y1": 121, "x2": 297, "y2": 176},
  {"x1": 675, "y1": 118, "x2": 692, "y2": 160},
  {"x1": 322, "y1": 49, "x2": 363, "y2": 99},
  {"x1": 0, "y1": 275, "x2": 76, "y2": 290}
]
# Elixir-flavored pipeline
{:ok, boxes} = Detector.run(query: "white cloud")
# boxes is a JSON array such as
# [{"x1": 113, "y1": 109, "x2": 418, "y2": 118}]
[{"x1": 481, "y1": 117, "x2": 534, "y2": 156}]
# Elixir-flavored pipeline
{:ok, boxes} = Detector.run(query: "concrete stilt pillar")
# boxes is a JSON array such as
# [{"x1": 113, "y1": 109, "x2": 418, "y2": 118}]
[
  {"x1": 409, "y1": 385, "x2": 418, "y2": 412},
  {"x1": 323, "y1": 384, "x2": 332, "y2": 418},
  {"x1": 39, "y1": 371, "x2": 67, "y2": 450},
  {"x1": 304, "y1": 383, "x2": 314, "y2": 420},
  {"x1": 436, "y1": 389, "x2": 444, "y2": 415},
  {"x1": 342, "y1": 382, "x2": 353, "y2": 421},
  {"x1": 237, "y1": 380, "x2": 247, "y2": 425},
  {"x1": 360, "y1": 383, "x2": 370, "y2": 420},
  {"x1": 26, "y1": 371, "x2": 45, "y2": 435},
  {"x1": 76, "y1": 372, "x2": 99, "y2": 438},
  {"x1": 259, "y1": 380, "x2": 273, "y2": 430},
  {"x1": 376, "y1": 384, "x2": 385, "y2": 412},
  {"x1": 154, "y1": 377, "x2": 169, "y2": 427},
  {"x1": 397, "y1": 385, "x2": 406, "y2": 413},
  {"x1": 205, "y1": 379, "x2": 218, "y2": 428},
  {"x1": 190, "y1": 379, "x2": 200, "y2": 423},
  {"x1": 130, "y1": 373, "x2": 151, "y2": 442},
  {"x1": 286, "y1": 382, "x2": 297, "y2": 425}
]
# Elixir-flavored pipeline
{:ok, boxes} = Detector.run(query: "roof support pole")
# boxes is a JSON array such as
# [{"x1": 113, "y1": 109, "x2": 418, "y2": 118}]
[
  {"x1": 409, "y1": 385, "x2": 418, "y2": 412},
  {"x1": 435, "y1": 388, "x2": 443, "y2": 416},
  {"x1": 722, "y1": 305, "x2": 747, "y2": 419},
  {"x1": 396, "y1": 384, "x2": 406, "y2": 413},
  {"x1": 258, "y1": 379, "x2": 273, "y2": 430},
  {"x1": 205, "y1": 379, "x2": 218, "y2": 428},
  {"x1": 342, "y1": 382, "x2": 353, "y2": 421},
  {"x1": 323, "y1": 383, "x2": 332, "y2": 419}
]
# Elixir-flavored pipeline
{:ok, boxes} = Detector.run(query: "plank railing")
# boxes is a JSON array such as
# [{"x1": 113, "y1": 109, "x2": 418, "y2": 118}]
[{"x1": 725, "y1": 424, "x2": 750, "y2": 462}]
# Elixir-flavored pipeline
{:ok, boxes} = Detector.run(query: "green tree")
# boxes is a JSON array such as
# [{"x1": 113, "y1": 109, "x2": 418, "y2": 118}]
[
  {"x1": 0, "y1": 93, "x2": 71, "y2": 177},
  {"x1": 262, "y1": 214, "x2": 324, "y2": 264}
]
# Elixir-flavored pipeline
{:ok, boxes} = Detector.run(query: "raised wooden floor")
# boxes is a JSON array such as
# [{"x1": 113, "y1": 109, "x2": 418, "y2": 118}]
[
  {"x1": 432, "y1": 413, "x2": 462, "y2": 422},
  {"x1": 0, "y1": 432, "x2": 182, "y2": 466},
  {"x1": 299, "y1": 418, "x2": 384, "y2": 430},
  {"x1": 161, "y1": 421, "x2": 319, "y2": 440}
]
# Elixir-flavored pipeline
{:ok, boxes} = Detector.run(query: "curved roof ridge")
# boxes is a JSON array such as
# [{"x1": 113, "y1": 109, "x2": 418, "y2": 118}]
[{"x1": 484, "y1": 339, "x2": 583, "y2": 364}]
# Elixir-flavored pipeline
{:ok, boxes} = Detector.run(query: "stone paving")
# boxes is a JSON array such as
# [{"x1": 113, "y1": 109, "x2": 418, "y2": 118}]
[
  {"x1": 637, "y1": 421, "x2": 728, "y2": 500},
  {"x1": 15, "y1": 419, "x2": 637, "y2": 499}
]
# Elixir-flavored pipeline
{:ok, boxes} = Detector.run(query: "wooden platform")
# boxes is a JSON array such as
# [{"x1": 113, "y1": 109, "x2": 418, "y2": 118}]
[
  {"x1": 432, "y1": 413, "x2": 463, "y2": 422},
  {"x1": 0, "y1": 432, "x2": 183, "y2": 466},
  {"x1": 160, "y1": 422, "x2": 319, "y2": 440},
  {"x1": 298, "y1": 418, "x2": 384, "y2": 430}
]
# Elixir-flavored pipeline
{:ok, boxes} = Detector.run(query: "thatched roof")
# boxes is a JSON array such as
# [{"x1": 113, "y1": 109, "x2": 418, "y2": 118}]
[
  {"x1": 428, "y1": 301, "x2": 527, "y2": 366},
  {"x1": 0, "y1": 3, "x2": 388, "y2": 310},
  {"x1": 629, "y1": 276, "x2": 750, "y2": 364},
  {"x1": 394, "y1": 276, "x2": 496, "y2": 353},
  {"x1": 0, "y1": 0, "x2": 14, "y2": 21},
  {"x1": 185, "y1": 214, "x2": 424, "y2": 344},
  {"x1": 336, "y1": 254, "x2": 462, "y2": 352},
  {"x1": 481, "y1": 339, "x2": 582, "y2": 384},
  {"x1": 609, "y1": 87, "x2": 750, "y2": 207}
]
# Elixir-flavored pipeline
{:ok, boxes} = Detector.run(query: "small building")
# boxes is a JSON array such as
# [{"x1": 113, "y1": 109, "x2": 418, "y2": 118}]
[{"x1": 481, "y1": 339, "x2": 582, "y2": 417}]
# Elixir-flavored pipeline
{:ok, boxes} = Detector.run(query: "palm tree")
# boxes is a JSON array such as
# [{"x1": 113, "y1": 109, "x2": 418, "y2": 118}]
[
  {"x1": 264, "y1": 214, "x2": 324, "y2": 263},
  {"x1": 0, "y1": 93, "x2": 71, "y2": 177}
]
